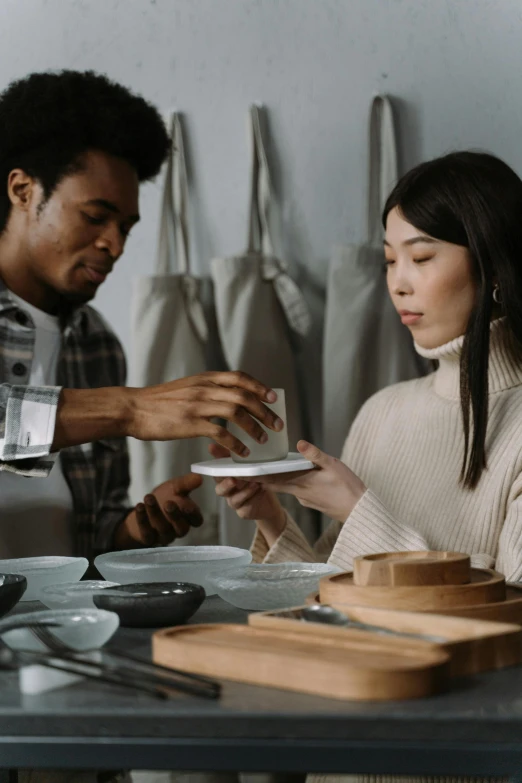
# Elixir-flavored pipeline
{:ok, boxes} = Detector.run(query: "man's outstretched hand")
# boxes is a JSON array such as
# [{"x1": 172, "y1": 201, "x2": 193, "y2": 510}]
[{"x1": 114, "y1": 473, "x2": 204, "y2": 548}]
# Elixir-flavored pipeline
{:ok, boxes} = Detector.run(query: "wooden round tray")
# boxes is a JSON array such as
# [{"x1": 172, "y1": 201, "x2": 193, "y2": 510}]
[
  {"x1": 306, "y1": 584, "x2": 522, "y2": 624},
  {"x1": 353, "y1": 551, "x2": 471, "y2": 587},
  {"x1": 319, "y1": 568, "x2": 505, "y2": 612}
]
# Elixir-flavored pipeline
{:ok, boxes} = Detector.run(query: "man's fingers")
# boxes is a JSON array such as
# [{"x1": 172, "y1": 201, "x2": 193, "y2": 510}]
[
  {"x1": 195, "y1": 402, "x2": 275, "y2": 449},
  {"x1": 205, "y1": 371, "x2": 277, "y2": 405},
  {"x1": 144, "y1": 494, "x2": 175, "y2": 544},
  {"x1": 196, "y1": 420, "x2": 251, "y2": 458},
  {"x1": 164, "y1": 501, "x2": 191, "y2": 538},
  {"x1": 209, "y1": 443, "x2": 231, "y2": 460},
  {"x1": 166, "y1": 497, "x2": 204, "y2": 530},
  {"x1": 135, "y1": 503, "x2": 159, "y2": 547}
]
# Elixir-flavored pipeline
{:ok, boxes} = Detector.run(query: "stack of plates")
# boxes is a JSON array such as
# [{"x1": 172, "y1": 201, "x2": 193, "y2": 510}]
[{"x1": 314, "y1": 550, "x2": 522, "y2": 623}]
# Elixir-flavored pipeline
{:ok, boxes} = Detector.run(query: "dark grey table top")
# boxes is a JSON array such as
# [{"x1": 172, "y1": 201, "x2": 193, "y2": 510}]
[{"x1": 1, "y1": 595, "x2": 522, "y2": 776}]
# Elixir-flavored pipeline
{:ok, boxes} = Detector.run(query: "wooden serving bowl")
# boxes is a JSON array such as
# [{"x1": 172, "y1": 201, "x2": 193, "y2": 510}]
[{"x1": 353, "y1": 551, "x2": 471, "y2": 587}]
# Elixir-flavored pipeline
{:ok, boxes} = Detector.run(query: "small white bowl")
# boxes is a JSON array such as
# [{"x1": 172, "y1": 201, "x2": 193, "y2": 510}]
[
  {"x1": 206, "y1": 562, "x2": 340, "y2": 610},
  {"x1": 95, "y1": 546, "x2": 252, "y2": 595},
  {"x1": 0, "y1": 608, "x2": 119, "y2": 652},
  {"x1": 40, "y1": 581, "x2": 120, "y2": 610},
  {"x1": 0, "y1": 557, "x2": 89, "y2": 601}
]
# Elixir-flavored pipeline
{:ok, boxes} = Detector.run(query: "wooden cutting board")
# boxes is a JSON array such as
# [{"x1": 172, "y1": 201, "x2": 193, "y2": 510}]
[
  {"x1": 250, "y1": 604, "x2": 522, "y2": 677},
  {"x1": 320, "y1": 568, "x2": 505, "y2": 611},
  {"x1": 153, "y1": 622, "x2": 450, "y2": 701}
]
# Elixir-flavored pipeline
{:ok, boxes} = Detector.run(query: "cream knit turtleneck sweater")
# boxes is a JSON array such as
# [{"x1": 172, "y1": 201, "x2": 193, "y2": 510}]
[
  {"x1": 252, "y1": 318, "x2": 522, "y2": 585},
  {"x1": 250, "y1": 318, "x2": 522, "y2": 783}
]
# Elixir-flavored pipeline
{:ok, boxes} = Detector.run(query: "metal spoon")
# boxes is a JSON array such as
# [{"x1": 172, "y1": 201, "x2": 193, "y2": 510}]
[{"x1": 301, "y1": 604, "x2": 446, "y2": 643}]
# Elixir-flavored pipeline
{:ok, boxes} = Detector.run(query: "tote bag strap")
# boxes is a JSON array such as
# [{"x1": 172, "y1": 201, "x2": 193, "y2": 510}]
[
  {"x1": 245, "y1": 105, "x2": 311, "y2": 337},
  {"x1": 156, "y1": 112, "x2": 190, "y2": 276},
  {"x1": 155, "y1": 112, "x2": 208, "y2": 342},
  {"x1": 367, "y1": 95, "x2": 398, "y2": 247},
  {"x1": 247, "y1": 104, "x2": 275, "y2": 257}
]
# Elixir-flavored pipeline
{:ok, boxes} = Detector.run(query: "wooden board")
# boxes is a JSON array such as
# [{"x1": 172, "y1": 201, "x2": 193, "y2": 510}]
[
  {"x1": 153, "y1": 623, "x2": 450, "y2": 701},
  {"x1": 250, "y1": 604, "x2": 522, "y2": 677},
  {"x1": 353, "y1": 551, "x2": 471, "y2": 587},
  {"x1": 320, "y1": 568, "x2": 505, "y2": 611},
  {"x1": 306, "y1": 584, "x2": 522, "y2": 624}
]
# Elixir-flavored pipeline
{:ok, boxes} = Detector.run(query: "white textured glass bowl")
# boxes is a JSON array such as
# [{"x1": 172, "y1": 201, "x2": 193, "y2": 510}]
[
  {"x1": 0, "y1": 557, "x2": 89, "y2": 601},
  {"x1": 206, "y1": 562, "x2": 340, "y2": 610},
  {"x1": 40, "y1": 581, "x2": 120, "y2": 610},
  {"x1": 0, "y1": 608, "x2": 119, "y2": 652},
  {"x1": 95, "y1": 546, "x2": 252, "y2": 595}
]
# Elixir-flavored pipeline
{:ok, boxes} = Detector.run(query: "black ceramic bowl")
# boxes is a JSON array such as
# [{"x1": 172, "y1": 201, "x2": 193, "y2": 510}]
[
  {"x1": 0, "y1": 573, "x2": 27, "y2": 618},
  {"x1": 92, "y1": 581, "x2": 206, "y2": 628}
]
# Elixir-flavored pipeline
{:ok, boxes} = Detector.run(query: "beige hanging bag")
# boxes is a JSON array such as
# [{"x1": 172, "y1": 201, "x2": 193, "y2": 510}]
[
  {"x1": 129, "y1": 112, "x2": 218, "y2": 544},
  {"x1": 211, "y1": 105, "x2": 315, "y2": 547},
  {"x1": 322, "y1": 95, "x2": 429, "y2": 462}
]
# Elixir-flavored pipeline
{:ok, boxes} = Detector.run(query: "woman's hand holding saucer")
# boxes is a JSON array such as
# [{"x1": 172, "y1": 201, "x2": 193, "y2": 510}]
[
  {"x1": 209, "y1": 443, "x2": 288, "y2": 545},
  {"x1": 255, "y1": 440, "x2": 367, "y2": 522}
]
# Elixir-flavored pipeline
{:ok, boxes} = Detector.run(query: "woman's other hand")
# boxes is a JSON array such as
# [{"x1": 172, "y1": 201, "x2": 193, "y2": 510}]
[{"x1": 255, "y1": 440, "x2": 366, "y2": 522}]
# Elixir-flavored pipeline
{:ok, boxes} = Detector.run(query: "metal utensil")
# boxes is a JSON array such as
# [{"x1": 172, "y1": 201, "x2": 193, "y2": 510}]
[
  {"x1": 0, "y1": 626, "x2": 167, "y2": 699},
  {"x1": 301, "y1": 604, "x2": 446, "y2": 643},
  {"x1": 27, "y1": 622, "x2": 221, "y2": 699}
]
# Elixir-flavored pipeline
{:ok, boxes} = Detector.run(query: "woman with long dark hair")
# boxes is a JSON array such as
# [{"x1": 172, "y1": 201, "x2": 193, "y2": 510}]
[{"x1": 212, "y1": 151, "x2": 522, "y2": 594}]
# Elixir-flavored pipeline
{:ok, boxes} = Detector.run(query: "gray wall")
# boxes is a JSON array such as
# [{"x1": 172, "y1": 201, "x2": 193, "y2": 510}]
[{"x1": 0, "y1": 0, "x2": 520, "y2": 440}]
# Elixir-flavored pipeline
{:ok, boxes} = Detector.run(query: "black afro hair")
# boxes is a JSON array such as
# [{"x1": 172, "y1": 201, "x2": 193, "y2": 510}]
[{"x1": 0, "y1": 69, "x2": 170, "y2": 232}]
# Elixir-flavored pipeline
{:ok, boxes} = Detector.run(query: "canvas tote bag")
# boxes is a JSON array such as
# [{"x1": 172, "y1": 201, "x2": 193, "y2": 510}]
[
  {"x1": 211, "y1": 105, "x2": 315, "y2": 547},
  {"x1": 129, "y1": 112, "x2": 219, "y2": 544},
  {"x1": 322, "y1": 95, "x2": 429, "y2": 462}
]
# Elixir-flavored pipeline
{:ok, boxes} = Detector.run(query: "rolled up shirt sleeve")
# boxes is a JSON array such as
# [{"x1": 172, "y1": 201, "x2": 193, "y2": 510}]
[{"x1": 0, "y1": 383, "x2": 62, "y2": 476}]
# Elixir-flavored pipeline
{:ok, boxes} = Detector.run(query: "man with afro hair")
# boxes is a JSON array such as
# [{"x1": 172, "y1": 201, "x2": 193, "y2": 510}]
[{"x1": 0, "y1": 70, "x2": 280, "y2": 572}]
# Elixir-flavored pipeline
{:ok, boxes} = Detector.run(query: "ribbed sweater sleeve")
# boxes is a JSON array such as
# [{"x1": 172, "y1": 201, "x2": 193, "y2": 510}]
[
  {"x1": 250, "y1": 510, "x2": 318, "y2": 564},
  {"x1": 494, "y1": 471, "x2": 522, "y2": 581},
  {"x1": 328, "y1": 488, "x2": 430, "y2": 569}
]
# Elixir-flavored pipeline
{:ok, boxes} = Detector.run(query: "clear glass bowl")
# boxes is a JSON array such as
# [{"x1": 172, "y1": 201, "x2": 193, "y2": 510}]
[
  {"x1": 0, "y1": 608, "x2": 119, "y2": 652},
  {"x1": 0, "y1": 557, "x2": 89, "y2": 601},
  {"x1": 206, "y1": 562, "x2": 340, "y2": 610},
  {"x1": 40, "y1": 581, "x2": 120, "y2": 610},
  {"x1": 94, "y1": 546, "x2": 252, "y2": 595}
]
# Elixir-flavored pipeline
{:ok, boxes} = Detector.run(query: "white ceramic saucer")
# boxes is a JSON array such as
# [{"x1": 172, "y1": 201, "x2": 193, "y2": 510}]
[{"x1": 191, "y1": 452, "x2": 315, "y2": 478}]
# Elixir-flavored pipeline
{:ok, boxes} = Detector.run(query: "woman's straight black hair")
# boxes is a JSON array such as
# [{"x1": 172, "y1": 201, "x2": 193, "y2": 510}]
[{"x1": 383, "y1": 151, "x2": 522, "y2": 488}]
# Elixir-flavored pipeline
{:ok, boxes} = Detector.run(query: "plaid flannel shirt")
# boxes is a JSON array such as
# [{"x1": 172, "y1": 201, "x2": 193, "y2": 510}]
[{"x1": 0, "y1": 279, "x2": 132, "y2": 561}]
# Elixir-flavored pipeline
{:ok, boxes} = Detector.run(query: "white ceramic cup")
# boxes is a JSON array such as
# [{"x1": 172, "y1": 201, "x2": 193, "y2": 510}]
[{"x1": 229, "y1": 388, "x2": 289, "y2": 463}]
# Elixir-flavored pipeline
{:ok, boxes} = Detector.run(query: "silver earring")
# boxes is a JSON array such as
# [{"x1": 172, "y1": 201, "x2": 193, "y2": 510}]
[{"x1": 493, "y1": 284, "x2": 502, "y2": 305}]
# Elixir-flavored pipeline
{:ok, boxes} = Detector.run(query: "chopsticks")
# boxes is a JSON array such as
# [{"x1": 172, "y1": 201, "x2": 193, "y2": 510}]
[
  {"x1": 102, "y1": 647, "x2": 221, "y2": 695},
  {"x1": 0, "y1": 620, "x2": 221, "y2": 700},
  {"x1": 14, "y1": 649, "x2": 171, "y2": 700},
  {"x1": 37, "y1": 649, "x2": 221, "y2": 700}
]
